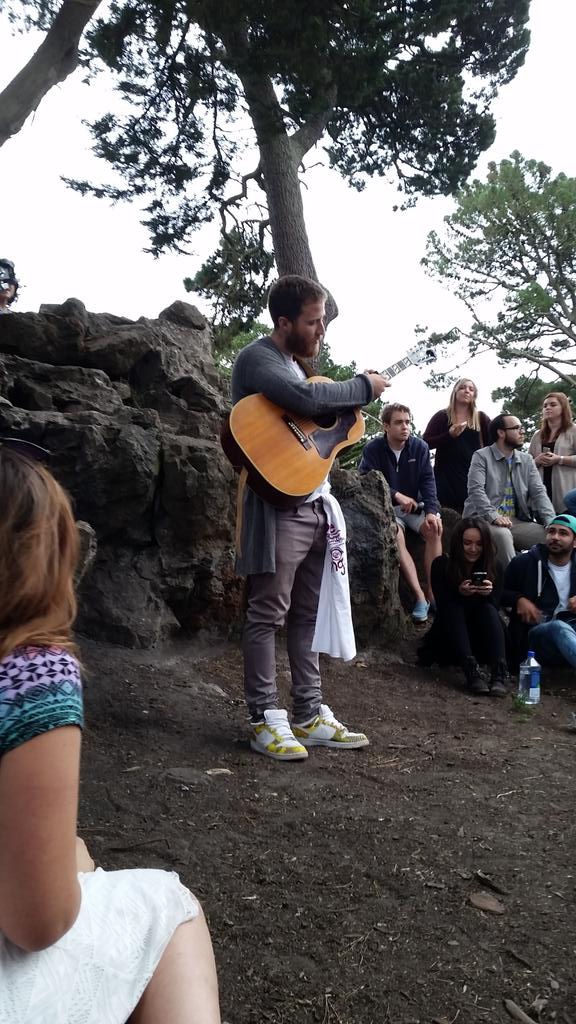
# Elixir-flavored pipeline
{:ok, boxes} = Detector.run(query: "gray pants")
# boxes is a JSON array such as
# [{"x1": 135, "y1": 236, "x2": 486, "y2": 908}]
[
  {"x1": 243, "y1": 500, "x2": 326, "y2": 722},
  {"x1": 488, "y1": 520, "x2": 547, "y2": 566}
]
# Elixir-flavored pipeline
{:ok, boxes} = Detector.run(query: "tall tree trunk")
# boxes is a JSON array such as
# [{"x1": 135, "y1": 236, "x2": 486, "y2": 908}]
[
  {"x1": 228, "y1": 50, "x2": 338, "y2": 322},
  {"x1": 0, "y1": 0, "x2": 102, "y2": 148},
  {"x1": 239, "y1": 70, "x2": 319, "y2": 275}
]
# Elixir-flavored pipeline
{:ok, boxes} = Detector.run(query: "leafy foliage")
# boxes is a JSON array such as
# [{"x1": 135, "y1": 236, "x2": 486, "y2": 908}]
[
  {"x1": 184, "y1": 228, "x2": 275, "y2": 350},
  {"x1": 2, "y1": 0, "x2": 530, "y2": 316},
  {"x1": 213, "y1": 321, "x2": 269, "y2": 378},
  {"x1": 422, "y1": 153, "x2": 576, "y2": 389}
]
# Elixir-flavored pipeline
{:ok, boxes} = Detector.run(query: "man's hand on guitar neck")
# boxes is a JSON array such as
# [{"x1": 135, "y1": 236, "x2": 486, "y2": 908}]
[{"x1": 364, "y1": 370, "x2": 391, "y2": 399}]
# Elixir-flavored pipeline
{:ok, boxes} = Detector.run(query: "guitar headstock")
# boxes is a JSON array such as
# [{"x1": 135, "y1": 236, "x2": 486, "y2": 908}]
[
  {"x1": 404, "y1": 342, "x2": 437, "y2": 367},
  {"x1": 382, "y1": 341, "x2": 437, "y2": 380}
]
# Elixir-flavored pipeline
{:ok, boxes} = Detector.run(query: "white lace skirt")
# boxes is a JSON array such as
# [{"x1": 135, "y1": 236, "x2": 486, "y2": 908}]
[{"x1": 0, "y1": 867, "x2": 199, "y2": 1023}]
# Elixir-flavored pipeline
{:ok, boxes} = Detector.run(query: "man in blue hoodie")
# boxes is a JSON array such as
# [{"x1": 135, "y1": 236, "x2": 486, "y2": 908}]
[
  {"x1": 502, "y1": 513, "x2": 576, "y2": 669},
  {"x1": 359, "y1": 402, "x2": 442, "y2": 622}
]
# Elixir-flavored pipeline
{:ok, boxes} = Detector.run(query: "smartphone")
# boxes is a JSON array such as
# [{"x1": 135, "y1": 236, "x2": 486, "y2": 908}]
[
  {"x1": 472, "y1": 571, "x2": 488, "y2": 585},
  {"x1": 542, "y1": 445, "x2": 552, "y2": 453}
]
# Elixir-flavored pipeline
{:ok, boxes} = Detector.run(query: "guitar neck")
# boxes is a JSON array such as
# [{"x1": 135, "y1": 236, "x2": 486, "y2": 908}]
[{"x1": 382, "y1": 355, "x2": 414, "y2": 379}]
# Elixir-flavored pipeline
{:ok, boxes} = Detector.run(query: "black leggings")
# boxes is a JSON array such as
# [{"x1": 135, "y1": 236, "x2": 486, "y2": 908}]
[{"x1": 434, "y1": 600, "x2": 506, "y2": 665}]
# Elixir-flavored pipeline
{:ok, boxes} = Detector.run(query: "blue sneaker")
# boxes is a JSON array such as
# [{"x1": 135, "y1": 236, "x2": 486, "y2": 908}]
[{"x1": 412, "y1": 599, "x2": 430, "y2": 623}]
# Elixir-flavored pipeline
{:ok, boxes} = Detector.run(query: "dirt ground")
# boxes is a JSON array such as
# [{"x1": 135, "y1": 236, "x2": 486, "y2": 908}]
[{"x1": 79, "y1": 631, "x2": 576, "y2": 1024}]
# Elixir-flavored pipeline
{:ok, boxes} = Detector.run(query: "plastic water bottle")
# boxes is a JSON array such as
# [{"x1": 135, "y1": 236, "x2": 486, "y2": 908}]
[{"x1": 518, "y1": 650, "x2": 541, "y2": 705}]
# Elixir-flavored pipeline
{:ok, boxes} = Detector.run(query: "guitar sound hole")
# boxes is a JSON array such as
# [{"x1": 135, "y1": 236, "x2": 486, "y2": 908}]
[{"x1": 314, "y1": 415, "x2": 337, "y2": 428}]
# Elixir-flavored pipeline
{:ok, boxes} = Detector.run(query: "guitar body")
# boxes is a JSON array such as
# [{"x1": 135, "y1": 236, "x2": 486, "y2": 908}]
[{"x1": 222, "y1": 376, "x2": 365, "y2": 509}]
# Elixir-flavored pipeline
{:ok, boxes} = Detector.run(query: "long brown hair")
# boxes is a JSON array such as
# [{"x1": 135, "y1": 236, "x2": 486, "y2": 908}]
[
  {"x1": 447, "y1": 516, "x2": 497, "y2": 588},
  {"x1": 446, "y1": 378, "x2": 481, "y2": 432},
  {"x1": 540, "y1": 392, "x2": 574, "y2": 442},
  {"x1": 0, "y1": 449, "x2": 78, "y2": 662}
]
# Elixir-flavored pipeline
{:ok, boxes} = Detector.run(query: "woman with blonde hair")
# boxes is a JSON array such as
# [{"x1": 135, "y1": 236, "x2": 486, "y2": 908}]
[
  {"x1": 0, "y1": 439, "x2": 220, "y2": 1024},
  {"x1": 423, "y1": 378, "x2": 491, "y2": 513},
  {"x1": 528, "y1": 392, "x2": 576, "y2": 513}
]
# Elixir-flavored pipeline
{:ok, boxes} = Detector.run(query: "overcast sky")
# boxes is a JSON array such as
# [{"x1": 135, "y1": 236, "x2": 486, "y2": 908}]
[{"x1": 1, "y1": 0, "x2": 575, "y2": 431}]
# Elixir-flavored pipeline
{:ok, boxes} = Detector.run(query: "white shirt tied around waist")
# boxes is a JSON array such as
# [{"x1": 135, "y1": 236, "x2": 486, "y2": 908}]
[
  {"x1": 312, "y1": 492, "x2": 356, "y2": 661},
  {"x1": 285, "y1": 353, "x2": 355, "y2": 657}
]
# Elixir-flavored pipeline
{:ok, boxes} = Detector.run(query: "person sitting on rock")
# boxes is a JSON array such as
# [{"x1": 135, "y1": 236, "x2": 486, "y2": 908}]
[
  {"x1": 359, "y1": 402, "x2": 442, "y2": 623},
  {"x1": 0, "y1": 440, "x2": 221, "y2": 1024},
  {"x1": 463, "y1": 413, "x2": 555, "y2": 567},
  {"x1": 502, "y1": 513, "x2": 576, "y2": 671},
  {"x1": 0, "y1": 259, "x2": 18, "y2": 314},
  {"x1": 417, "y1": 516, "x2": 508, "y2": 695}
]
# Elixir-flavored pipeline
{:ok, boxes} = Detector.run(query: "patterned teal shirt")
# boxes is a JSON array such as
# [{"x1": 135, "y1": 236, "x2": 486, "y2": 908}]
[{"x1": 0, "y1": 646, "x2": 83, "y2": 756}]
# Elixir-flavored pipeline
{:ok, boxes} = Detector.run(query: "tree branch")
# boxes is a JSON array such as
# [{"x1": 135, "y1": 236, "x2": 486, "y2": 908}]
[
  {"x1": 457, "y1": 304, "x2": 576, "y2": 389},
  {"x1": 0, "y1": 0, "x2": 102, "y2": 148},
  {"x1": 290, "y1": 85, "x2": 337, "y2": 163}
]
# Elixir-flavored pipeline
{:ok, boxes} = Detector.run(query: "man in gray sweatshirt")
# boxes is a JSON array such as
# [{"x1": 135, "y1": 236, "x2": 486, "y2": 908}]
[
  {"x1": 231, "y1": 274, "x2": 389, "y2": 761},
  {"x1": 463, "y1": 413, "x2": 555, "y2": 566}
]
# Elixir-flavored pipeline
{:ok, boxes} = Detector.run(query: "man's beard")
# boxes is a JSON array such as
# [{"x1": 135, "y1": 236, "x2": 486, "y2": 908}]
[{"x1": 285, "y1": 329, "x2": 319, "y2": 360}]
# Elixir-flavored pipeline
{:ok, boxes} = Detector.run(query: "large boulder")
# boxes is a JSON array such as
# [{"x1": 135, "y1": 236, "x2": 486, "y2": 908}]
[
  {"x1": 0, "y1": 300, "x2": 403, "y2": 649},
  {"x1": 331, "y1": 466, "x2": 406, "y2": 645}
]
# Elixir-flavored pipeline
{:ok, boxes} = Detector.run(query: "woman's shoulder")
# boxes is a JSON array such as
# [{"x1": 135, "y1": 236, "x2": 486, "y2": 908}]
[
  {"x1": 0, "y1": 646, "x2": 83, "y2": 755},
  {"x1": 0, "y1": 645, "x2": 81, "y2": 681},
  {"x1": 425, "y1": 409, "x2": 449, "y2": 428}
]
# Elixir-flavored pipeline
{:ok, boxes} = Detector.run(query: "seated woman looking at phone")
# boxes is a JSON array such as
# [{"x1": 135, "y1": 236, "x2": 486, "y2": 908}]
[
  {"x1": 0, "y1": 440, "x2": 220, "y2": 1024},
  {"x1": 417, "y1": 517, "x2": 508, "y2": 696}
]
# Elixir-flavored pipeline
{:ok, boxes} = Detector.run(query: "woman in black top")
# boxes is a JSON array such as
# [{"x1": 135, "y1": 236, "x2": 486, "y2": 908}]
[
  {"x1": 423, "y1": 378, "x2": 491, "y2": 513},
  {"x1": 418, "y1": 517, "x2": 508, "y2": 696}
]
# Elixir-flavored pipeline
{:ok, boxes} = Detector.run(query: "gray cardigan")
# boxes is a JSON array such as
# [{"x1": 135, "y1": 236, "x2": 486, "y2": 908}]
[
  {"x1": 463, "y1": 443, "x2": 555, "y2": 525},
  {"x1": 231, "y1": 336, "x2": 374, "y2": 575}
]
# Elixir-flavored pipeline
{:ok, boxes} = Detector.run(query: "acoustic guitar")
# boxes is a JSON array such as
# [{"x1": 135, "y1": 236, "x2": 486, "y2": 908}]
[{"x1": 221, "y1": 342, "x2": 435, "y2": 509}]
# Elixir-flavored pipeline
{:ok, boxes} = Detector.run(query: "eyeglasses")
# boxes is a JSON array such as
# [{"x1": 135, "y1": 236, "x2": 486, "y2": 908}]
[
  {"x1": 0, "y1": 437, "x2": 51, "y2": 463},
  {"x1": 504, "y1": 425, "x2": 524, "y2": 432}
]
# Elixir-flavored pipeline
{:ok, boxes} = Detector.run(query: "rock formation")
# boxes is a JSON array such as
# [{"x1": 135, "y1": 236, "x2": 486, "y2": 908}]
[{"x1": 0, "y1": 300, "x2": 406, "y2": 648}]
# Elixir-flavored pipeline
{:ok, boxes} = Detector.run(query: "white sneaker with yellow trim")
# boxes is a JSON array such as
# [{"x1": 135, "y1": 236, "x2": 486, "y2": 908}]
[
  {"x1": 250, "y1": 709, "x2": 308, "y2": 761},
  {"x1": 293, "y1": 704, "x2": 369, "y2": 749}
]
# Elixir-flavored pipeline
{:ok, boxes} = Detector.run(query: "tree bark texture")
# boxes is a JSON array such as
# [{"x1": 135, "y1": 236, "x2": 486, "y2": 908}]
[
  {"x1": 239, "y1": 69, "x2": 318, "y2": 278},
  {"x1": 231, "y1": 57, "x2": 338, "y2": 323},
  {"x1": 0, "y1": 0, "x2": 102, "y2": 148}
]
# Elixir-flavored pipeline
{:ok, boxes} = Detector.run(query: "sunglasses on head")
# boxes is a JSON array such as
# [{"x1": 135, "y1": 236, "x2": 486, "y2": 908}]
[{"x1": 0, "y1": 437, "x2": 51, "y2": 463}]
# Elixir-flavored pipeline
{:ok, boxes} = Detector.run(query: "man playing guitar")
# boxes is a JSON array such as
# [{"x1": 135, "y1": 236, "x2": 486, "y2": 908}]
[{"x1": 231, "y1": 274, "x2": 389, "y2": 761}]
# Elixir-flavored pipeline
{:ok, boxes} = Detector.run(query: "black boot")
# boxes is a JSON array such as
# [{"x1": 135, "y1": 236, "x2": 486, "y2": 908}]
[
  {"x1": 462, "y1": 656, "x2": 490, "y2": 695},
  {"x1": 489, "y1": 659, "x2": 508, "y2": 698}
]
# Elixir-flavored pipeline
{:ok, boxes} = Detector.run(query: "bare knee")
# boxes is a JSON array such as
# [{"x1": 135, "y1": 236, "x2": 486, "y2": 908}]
[{"x1": 395, "y1": 524, "x2": 407, "y2": 551}]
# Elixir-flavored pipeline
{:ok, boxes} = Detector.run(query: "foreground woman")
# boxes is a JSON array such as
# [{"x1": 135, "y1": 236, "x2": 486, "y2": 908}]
[
  {"x1": 418, "y1": 517, "x2": 508, "y2": 696},
  {"x1": 0, "y1": 441, "x2": 220, "y2": 1024},
  {"x1": 528, "y1": 392, "x2": 576, "y2": 513},
  {"x1": 423, "y1": 379, "x2": 491, "y2": 513}
]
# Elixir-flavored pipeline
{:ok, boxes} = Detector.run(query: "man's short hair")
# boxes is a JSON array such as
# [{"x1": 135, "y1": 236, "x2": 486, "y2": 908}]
[
  {"x1": 382, "y1": 403, "x2": 411, "y2": 426},
  {"x1": 268, "y1": 275, "x2": 326, "y2": 327},
  {"x1": 489, "y1": 412, "x2": 512, "y2": 444}
]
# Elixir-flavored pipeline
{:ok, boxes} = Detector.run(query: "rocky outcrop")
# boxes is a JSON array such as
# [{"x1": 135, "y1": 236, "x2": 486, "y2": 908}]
[
  {"x1": 0, "y1": 299, "x2": 240, "y2": 647},
  {"x1": 330, "y1": 466, "x2": 406, "y2": 645},
  {"x1": 0, "y1": 299, "x2": 407, "y2": 649}
]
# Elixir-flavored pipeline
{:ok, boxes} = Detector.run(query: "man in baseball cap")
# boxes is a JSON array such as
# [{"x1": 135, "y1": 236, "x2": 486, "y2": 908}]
[{"x1": 502, "y1": 514, "x2": 576, "y2": 670}]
